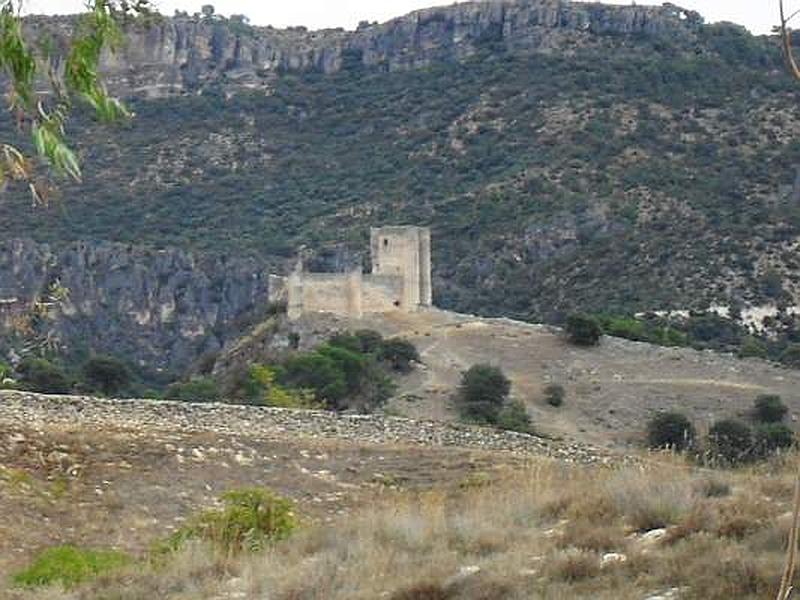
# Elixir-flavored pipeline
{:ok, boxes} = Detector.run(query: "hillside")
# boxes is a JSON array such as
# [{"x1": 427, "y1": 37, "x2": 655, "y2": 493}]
[
  {"x1": 1, "y1": 0, "x2": 798, "y2": 325},
  {"x1": 218, "y1": 308, "x2": 800, "y2": 447}
]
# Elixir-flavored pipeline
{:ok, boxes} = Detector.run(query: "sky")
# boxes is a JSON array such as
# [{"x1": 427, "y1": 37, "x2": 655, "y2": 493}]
[{"x1": 26, "y1": 0, "x2": 779, "y2": 35}]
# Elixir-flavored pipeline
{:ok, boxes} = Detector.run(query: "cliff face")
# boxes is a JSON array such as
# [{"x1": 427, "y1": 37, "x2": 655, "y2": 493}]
[
  {"x1": 29, "y1": 0, "x2": 703, "y2": 96},
  {"x1": 0, "y1": 240, "x2": 271, "y2": 372}
]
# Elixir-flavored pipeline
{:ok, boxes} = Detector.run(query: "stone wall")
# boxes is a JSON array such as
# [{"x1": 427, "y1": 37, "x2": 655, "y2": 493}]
[
  {"x1": 289, "y1": 271, "x2": 363, "y2": 319},
  {"x1": 361, "y1": 275, "x2": 404, "y2": 313}
]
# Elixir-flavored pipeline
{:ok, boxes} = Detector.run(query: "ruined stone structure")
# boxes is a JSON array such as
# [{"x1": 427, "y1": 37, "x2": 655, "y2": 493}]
[{"x1": 273, "y1": 226, "x2": 432, "y2": 320}]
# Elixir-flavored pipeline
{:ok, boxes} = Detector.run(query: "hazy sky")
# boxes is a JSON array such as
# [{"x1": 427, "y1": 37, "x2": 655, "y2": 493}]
[{"x1": 27, "y1": 1, "x2": 780, "y2": 35}]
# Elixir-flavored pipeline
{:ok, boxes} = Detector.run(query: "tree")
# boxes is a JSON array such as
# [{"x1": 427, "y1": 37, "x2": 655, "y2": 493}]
[
  {"x1": 753, "y1": 394, "x2": 788, "y2": 424},
  {"x1": 0, "y1": 0, "x2": 149, "y2": 203},
  {"x1": 646, "y1": 412, "x2": 695, "y2": 451},
  {"x1": 457, "y1": 364, "x2": 511, "y2": 424},
  {"x1": 565, "y1": 314, "x2": 603, "y2": 346},
  {"x1": 707, "y1": 419, "x2": 753, "y2": 465},
  {"x1": 82, "y1": 355, "x2": 130, "y2": 396},
  {"x1": 378, "y1": 338, "x2": 419, "y2": 373},
  {"x1": 165, "y1": 377, "x2": 221, "y2": 403},
  {"x1": 17, "y1": 357, "x2": 70, "y2": 393},
  {"x1": 780, "y1": 0, "x2": 800, "y2": 81},
  {"x1": 753, "y1": 423, "x2": 795, "y2": 457}
]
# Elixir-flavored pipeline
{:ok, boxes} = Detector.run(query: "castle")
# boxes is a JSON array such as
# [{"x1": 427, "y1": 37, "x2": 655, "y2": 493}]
[{"x1": 270, "y1": 226, "x2": 432, "y2": 320}]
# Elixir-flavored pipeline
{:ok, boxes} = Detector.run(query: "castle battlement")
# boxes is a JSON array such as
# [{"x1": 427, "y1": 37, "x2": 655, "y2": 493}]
[{"x1": 270, "y1": 226, "x2": 432, "y2": 320}]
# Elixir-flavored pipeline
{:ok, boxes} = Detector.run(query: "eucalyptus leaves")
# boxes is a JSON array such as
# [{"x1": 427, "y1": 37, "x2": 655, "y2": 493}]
[{"x1": 0, "y1": 0, "x2": 150, "y2": 203}]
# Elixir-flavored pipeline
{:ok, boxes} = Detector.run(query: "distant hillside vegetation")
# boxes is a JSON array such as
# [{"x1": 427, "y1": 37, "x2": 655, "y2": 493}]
[{"x1": 1, "y1": 2, "x2": 799, "y2": 323}]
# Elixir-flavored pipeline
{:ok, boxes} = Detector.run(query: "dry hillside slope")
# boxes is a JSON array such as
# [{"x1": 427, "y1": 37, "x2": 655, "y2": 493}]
[{"x1": 292, "y1": 309, "x2": 800, "y2": 447}]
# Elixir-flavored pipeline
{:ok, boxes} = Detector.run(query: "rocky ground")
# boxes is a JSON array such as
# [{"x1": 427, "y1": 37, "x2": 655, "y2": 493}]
[{"x1": 0, "y1": 391, "x2": 609, "y2": 582}]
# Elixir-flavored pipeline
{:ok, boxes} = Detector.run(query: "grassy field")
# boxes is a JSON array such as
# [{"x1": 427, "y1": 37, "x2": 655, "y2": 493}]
[{"x1": 4, "y1": 447, "x2": 798, "y2": 599}]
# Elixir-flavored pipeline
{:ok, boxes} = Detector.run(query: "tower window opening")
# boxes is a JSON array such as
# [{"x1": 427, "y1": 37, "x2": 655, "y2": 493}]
[{"x1": 383, "y1": 239, "x2": 389, "y2": 248}]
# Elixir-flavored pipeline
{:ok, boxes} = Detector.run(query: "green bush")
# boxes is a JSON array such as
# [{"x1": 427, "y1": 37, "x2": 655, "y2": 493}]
[
  {"x1": 329, "y1": 329, "x2": 384, "y2": 354},
  {"x1": 565, "y1": 314, "x2": 602, "y2": 347},
  {"x1": 246, "y1": 364, "x2": 319, "y2": 409},
  {"x1": 781, "y1": 344, "x2": 800, "y2": 368},
  {"x1": 753, "y1": 423, "x2": 795, "y2": 456},
  {"x1": 496, "y1": 399, "x2": 532, "y2": 434},
  {"x1": 646, "y1": 412, "x2": 695, "y2": 451},
  {"x1": 753, "y1": 394, "x2": 788, "y2": 424},
  {"x1": 166, "y1": 488, "x2": 296, "y2": 555},
  {"x1": 544, "y1": 384, "x2": 565, "y2": 407},
  {"x1": 378, "y1": 338, "x2": 420, "y2": 373},
  {"x1": 281, "y1": 351, "x2": 347, "y2": 408},
  {"x1": 739, "y1": 336, "x2": 768, "y2": 359},
  {"x1": 164, "y1": 377, "x2": 221, "y2": 403},
  {"x1": 82, "y1": 355, "x2": 130, "y2": 396},
  {"x1": 707, "y1": 419, "x2": 753, "y2": 465},
  {"x1": 457, "y1": 364, "x2": 511, "y2": 424},
  {"x1": 12, "y1": 545, "x2": 130, "y2": 588},
  {"x1": 17, "y1": 358, "x2": 71, "y2": 394}
]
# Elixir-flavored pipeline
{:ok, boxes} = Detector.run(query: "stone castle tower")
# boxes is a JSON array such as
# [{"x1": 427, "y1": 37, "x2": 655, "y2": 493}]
[
  {"x1": 370, "y1": 226, "x2": 432, "y2": 310},
  {"x1": 272, "y1": 226, "x2": 432, "y2": 320}
]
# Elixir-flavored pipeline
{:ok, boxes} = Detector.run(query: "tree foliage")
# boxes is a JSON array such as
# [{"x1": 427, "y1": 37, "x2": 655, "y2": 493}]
[
  {"x1": 82, "y1": 355, "x2": 130, "y2": 396},
  {"x1": 0, "y1": 0, "x2": 149, "y2": 202},
  {"x1": 646, "y1": 412, "x2": 695, "y2": 451},
  {"x1": 457, "y1": 364, "x2": 511, "y2": 424}
]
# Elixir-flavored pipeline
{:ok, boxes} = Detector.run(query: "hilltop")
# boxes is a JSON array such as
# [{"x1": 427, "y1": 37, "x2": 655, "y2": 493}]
[{"x1": 214, "y1": 308, "x2": 800, "y2": 448}]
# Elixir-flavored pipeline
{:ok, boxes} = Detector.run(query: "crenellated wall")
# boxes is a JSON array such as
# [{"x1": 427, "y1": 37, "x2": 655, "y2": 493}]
[{"x1": 286, "y1": 226, "x2": 432, "y2": 320}]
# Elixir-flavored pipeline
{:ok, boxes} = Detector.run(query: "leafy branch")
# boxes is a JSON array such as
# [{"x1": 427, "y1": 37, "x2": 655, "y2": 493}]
[{"x1": 0, "y1": 0, "x2": 150, "y2": 203}]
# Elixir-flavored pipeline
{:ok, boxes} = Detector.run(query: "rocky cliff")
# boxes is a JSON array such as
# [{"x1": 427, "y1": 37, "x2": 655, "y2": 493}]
[
  {"x1": 29, "y1": 0, "x2": 703, "y2": 96},
  {"x1": 0, "y1": 239, "x2": 272, "y2": 372}
]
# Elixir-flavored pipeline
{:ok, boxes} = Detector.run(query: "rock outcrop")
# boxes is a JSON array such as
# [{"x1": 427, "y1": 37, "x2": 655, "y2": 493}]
[
  {"x1": 29, "y1": 0, "x2": 703, "y2": 96},
  {"x1": 0, "y1": 239, "x2": 272, "y2": 371}
]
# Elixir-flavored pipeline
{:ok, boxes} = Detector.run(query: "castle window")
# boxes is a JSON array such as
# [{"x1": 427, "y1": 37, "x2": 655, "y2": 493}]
[{"x1": 383, "y1": 239, "x2": 389, "y2": 248}]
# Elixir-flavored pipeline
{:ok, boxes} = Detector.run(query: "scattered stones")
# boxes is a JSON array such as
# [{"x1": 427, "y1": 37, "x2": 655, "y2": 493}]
[
  {"x1": 0, "y1": 392, "x2": 615, "y2": 464},
  {"x1": 643, "y1": 587, "x2": 684, "y2": 600},
  {"x1": 601, "y1": 552, "x2": 627, "y2": 567}
]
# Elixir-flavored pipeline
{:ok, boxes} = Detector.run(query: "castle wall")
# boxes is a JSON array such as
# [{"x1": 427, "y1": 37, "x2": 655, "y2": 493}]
[
  {"x1": 286, "y1": 226, "x2": 431, "y2": 320},
  {"x1": 290, "y1": 271, "x2": 362, "y2": 319},
  {"x1": 362, "y1": 275, "x2": 404, "y2": 313}
]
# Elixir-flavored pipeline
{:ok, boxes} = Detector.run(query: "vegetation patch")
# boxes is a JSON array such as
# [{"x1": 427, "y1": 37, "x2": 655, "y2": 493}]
[
  {"x1": 164, "y1": 487, "x2": 296, "y2": 555},
  {"x1": 11, "y1": 545, "x2": 130, "y2": 588}
]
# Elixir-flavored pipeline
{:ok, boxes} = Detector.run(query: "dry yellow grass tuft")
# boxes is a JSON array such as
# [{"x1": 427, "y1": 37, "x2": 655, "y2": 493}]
[{"x1": 7, "y1": 455, "x2": 800, "y2": 600}]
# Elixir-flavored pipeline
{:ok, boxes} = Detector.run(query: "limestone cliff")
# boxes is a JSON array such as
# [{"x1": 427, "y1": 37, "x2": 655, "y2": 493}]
[
  {"x1": 29, "y1": 0, "x2": 703, "y2": 96},
  {"x1": 0, "y1": 239, "x2": 271, "y2": 372}
]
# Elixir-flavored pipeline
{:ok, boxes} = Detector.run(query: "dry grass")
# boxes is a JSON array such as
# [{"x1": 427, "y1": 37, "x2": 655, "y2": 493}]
[{"x1": 6, "y1": 455, "x2": 800, "y2": 600}]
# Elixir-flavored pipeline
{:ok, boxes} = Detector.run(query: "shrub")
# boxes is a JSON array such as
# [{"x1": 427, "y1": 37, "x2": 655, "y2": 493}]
[
  {"x1": 738, "y1": 336, "x2": 768, "y2": 359},
  {"x1": 707, "y1": 419, "x2": 753, "y2": 465},
  {"x1": 753, "y1": 423, "x2": 795, "y2": 456},
  {"x1": 355, "y1": 329, "x2": 384, "y2": 354},
  {"x1": 166, "y1": 488, "x2": 296, "y2": 555},
  {"x1": 753, "y1": 394, "x2": 787, "y2": 423},
  {"x1": 17, "y1": 358, "x2": 71, "y2": 394},
  {"x1": 281, "y1": 351, "x2": 347, "y2": 408},
  {"x1": 379, "y1": 338, "x2": 420, "y2": 373},
  {"x1": 565, "y1": 314, "x2": 602, "y2": 346},
  {"x1": 12, "y1": 545, "x2": 129, "y2": 588},
  {"x1": 457, "y1": 364, "x2": 511, "y2": 424},
  {"x1": 781, "y1": 344, "x2": 800, "y2": 368},
  {"x1": 329, "y1": 329, "x2": 384, "y2": 354},
  {"x1": 544, "y1": 384, "x2": 565, "y2": 407},
  {"x1": 82, "y1": 355, "x2": 130, "y2": 396},
  {"x1": 647, "y1": 412, "x2": 696, "y2": 451},
  {"x1": 246, "y1": 364, "x2": 319, "y2": 409},
  {"x1": 164, "y1": 377, "x2": 221, "y2": 403},
  {"x1": 496, "y1": 399, "x2": 532, "y2": 433}
]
